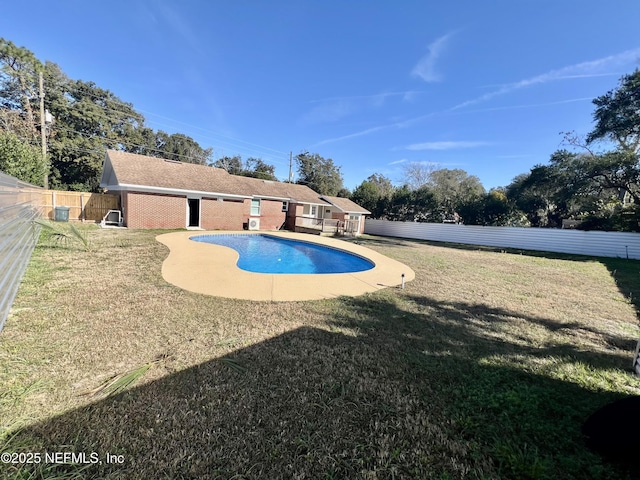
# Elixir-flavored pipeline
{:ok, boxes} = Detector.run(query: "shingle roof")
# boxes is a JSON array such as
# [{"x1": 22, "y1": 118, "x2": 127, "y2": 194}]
[
  {"x1": 247, "y1": 178, "x2": 330, "y2": 204},
  {"x1": 101, "y1": 150, "x2": 330, "y2": 205},
  {"x1": 321, "y1": 195, "x2": 371, "y2": 214}
]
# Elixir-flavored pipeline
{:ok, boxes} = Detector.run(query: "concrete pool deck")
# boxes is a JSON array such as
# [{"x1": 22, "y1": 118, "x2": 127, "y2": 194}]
[{"x1": 156, "y1": 231, "x2": 415, "y2": 301}]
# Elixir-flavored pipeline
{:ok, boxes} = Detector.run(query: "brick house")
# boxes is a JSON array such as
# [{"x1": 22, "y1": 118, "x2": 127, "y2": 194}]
[{"x1": 99, "y1": 150, "x2": 369, "y2": 234}]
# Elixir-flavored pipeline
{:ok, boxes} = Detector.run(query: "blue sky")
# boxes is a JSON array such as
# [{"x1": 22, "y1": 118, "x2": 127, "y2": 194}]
[{"x1": 2, "y1": 1, "x2": 640, "y2": 191}]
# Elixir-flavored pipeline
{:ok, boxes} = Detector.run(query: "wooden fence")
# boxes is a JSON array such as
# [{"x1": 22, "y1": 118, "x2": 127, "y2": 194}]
[{"x1": 40, "y1": 190, "x2": 119, "y2": 222}]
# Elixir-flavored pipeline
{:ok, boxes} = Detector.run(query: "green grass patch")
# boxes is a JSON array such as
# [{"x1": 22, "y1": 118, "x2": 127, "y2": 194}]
[{"x1": 1, "y1": 229, "x2": 639, "y2": 479}]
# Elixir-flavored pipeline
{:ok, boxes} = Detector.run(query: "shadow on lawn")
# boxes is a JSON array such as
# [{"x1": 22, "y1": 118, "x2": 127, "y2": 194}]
[{"x1": 6, "y1": 295, "x2": 638, "y2": 480}]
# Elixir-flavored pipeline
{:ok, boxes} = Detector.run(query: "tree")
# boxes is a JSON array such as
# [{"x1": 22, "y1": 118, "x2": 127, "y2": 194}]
[
  {"x1": 244, "y1": 157, "x2": 277, "y2": 180},
  {"x1": 152, "y1": 131, "x2": 212, "y2": 165},
  {"x1": 505, "y1": 148, "x2": 615, "y2": 228},
  {"x1": 587, "y1": 69, "x2": 640, "y2": 153},
  {"x1": 557, "y1": 146, "x2": 640, "y2": 230},
  {"x1": 502, "y1": 71, "x2": 640, "y2": 231},
  {"x1": 351, "y1": 173, "x2": 394, "y2": 218},
  {"x1": 366, "y1": 173, "x2": 394, "y2": 198},
  {"x1": 0, "y1": 37, "x2": 256, "y2": 192},
  {"x1": 214, "y1": 155, "x2": 243, "y2": 175},
  {"x1": 46, "y1": 78, "x2": 148, "y2": 191},
  {"x1": 506, "y1": 153, "x2": 579, "y2": 228},
  {"x1": 295, "y1": 152, "x2": 344, "y2": 195},
  {"x1": 0, "y1": 38, "x2": 43, "y2": 141},
  {"x1": 351, "y1": 181, "x2": 379, "y2": 214},
  {"x1": 401, "y1": 161, "x2": 437, "y2": 190},
  {"x1": 0, "y1": 108, "x2": 34, "y2": 140},
  {"x1": 458, "y1": 188, "x2": 520, "y2": 226},
  {"x1": 427, "y1": 168, "x2": 485, "y2": 222},
  {"x1": 213, "y1": 155, "x2": 277, "y2": 180},
  {"x1": 564, "y1": 131, "x2": 640, "y2": 205},
  {"x1": 336, "y1": 187, "x2": 351, "y2": 198},
  {"x1": 482, "y1": 189, "x2": 515, "y2": 225},
  {"x1": 0, "y1": 130, "x2": 46, "y2": 185},
  {"x1": 386, "y1": 185, "x2": 439, "y2": 222}
]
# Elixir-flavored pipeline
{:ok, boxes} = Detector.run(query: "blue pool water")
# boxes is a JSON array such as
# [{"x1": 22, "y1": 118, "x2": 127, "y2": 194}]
[{"x1": 190, "y1": 234, "x2": 375, "y2": 274}]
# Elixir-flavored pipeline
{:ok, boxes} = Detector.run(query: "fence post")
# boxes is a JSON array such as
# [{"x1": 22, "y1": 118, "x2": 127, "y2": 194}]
[{"x1": 80, "y1": 193, "x2": 85, "y2": 222}]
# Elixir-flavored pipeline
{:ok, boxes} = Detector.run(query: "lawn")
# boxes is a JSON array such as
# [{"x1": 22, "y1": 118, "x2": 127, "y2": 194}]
[{"x1": 1, "y1": 226, "x2": 639, "y2": 479}]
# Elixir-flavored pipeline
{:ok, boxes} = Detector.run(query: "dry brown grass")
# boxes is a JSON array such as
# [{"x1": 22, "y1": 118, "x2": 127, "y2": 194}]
[{"x1": 1, "y1": 228, "x2": 639, "y2": 479}]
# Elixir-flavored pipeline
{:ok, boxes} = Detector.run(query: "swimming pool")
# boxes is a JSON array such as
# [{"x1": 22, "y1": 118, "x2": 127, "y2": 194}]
[{"x1": 190, "y1": 234, "x2": 375, "y2": 274}]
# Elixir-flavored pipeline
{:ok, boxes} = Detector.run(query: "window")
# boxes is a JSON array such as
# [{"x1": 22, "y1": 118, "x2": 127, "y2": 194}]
[
  {"x1": 251, "y1": 199, "x2": 261, "y2": 216},
  {"x1": 310, "y1": 205, "x2": 317, "y2": 216},
  {"x1": 282, "y1": 201, "x2": 289, "y2": 212}
]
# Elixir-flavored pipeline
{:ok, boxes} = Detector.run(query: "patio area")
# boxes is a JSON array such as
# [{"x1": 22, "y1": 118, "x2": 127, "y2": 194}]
[{"x1": 156, "y1": 231, "x2": 415, "y2": 301}]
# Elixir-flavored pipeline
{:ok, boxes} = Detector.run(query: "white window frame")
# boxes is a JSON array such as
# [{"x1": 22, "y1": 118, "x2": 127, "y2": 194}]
[
  {"x1": 251, "y1": 198, "x2": 261, "y2": 216},
  {"x1": 282, "y1": 201, "x2": 289, "y2": 212}
]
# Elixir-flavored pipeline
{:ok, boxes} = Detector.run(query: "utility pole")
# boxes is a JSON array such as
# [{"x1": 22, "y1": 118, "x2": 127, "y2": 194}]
[
  {"x1": 288, "y1": 151, "x2": 293, "y2": 183},
  {"x1": 39, "y1": 71, "x2": 48, "y2": 189}
]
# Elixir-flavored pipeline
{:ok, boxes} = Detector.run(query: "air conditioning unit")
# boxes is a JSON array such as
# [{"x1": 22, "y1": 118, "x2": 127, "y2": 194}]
[{"x1": 248, "y1": 218, "x2": 260, "y2": 230}]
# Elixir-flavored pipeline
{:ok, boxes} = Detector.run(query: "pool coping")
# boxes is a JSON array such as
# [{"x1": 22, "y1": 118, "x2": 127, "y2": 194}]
[{"x1": 156, "y1": 231, "x2": 415, "y2": 301}]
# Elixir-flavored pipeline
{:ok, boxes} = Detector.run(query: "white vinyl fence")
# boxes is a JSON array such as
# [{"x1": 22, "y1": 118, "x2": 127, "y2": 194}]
[
  {"x1": 364, "y1": 219, "x2": 640, "y2": 260},
  {"x1": 0, "y1": 171, "x2": 42, "y2": 332}
]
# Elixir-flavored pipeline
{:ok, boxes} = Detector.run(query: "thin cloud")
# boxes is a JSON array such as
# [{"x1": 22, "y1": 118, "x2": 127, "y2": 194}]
[
  {"x1": 406, "y1": 141, "x2": 491, "y2": 151},
  {"x1": 310, "y1": 95, "x2": 587, "y2": 147},
  {"x1": 478, "y1": 72, "x2": 621, "y2": 89},
  {"x1": 157, "y1": 3, "x2": 204, "y2": 56},
  {"x1": 309, "y1": 91, "x2": 422, "y2": 104},
  {"x1": 311, "y1": 125, "x2": 389, "y2": 147},
  {"x1": 302, "y1": 91, "x2": 422, "y2": 125},
  {"x1": 312, "y1": 111, "x2": 439, "y2": 147},
  {"x1": 311, "y1": 50, "x2": 631, "y2": 147},
  {"x1": 460, "y1": 97, "x2": 593, "y2": 113},
  {"x1": 452, "y1": 47, "x2": 640, "y2": 110},
  {"x1": 301, "y1": 100, "x2": 355, "y2": 124},
  {"x1": 388, "y1": 159, "x2": 408, "y2": 165},
  {"x1": 497, "y1": 154, "x2": 534, "y2": 159},
  {"x1": 411, "y1": 31, "x2": 457, "y2": 82}
]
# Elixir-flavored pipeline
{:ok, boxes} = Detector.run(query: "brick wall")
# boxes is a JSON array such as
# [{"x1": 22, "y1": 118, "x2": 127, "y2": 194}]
[
  {"x1": 201, "y1": 197, "x2": 248, "y2": 230},
  {"x1": 125, "y1": 192, "x2": 186, "y2": 229},
  {"x1": 254, "y1": 199, "x2": 287, "y2": 230},
  {"x1": 122, "y1": 191, "x2": 319, "y2": 231},
  {"x1": 285, "y1": 203, "x2": 304, "y2": 230}
]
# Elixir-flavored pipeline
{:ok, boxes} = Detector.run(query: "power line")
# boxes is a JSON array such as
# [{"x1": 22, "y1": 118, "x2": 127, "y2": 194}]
[
  {"x1": 7, "y1": 130, "x2": 297, "y2": 184},
  {"x1": 138, "y1": 109, "x2": 288, "y2": 155},
  {"x1": 50, "y1": 86, "x2": 290, "y2": 162},
  {"x1": 51, "y1": 124, "x2": 289, "y2": 168}
]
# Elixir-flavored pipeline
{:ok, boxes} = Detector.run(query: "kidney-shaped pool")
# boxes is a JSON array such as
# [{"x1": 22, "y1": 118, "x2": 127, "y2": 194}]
[{"x1": 190, "y1": 233, "x2": 375, "y2": 274}]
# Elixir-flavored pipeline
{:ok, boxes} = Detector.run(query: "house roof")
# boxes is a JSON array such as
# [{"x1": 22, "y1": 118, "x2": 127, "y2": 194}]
[
  {"x1": 100, "y1": 150, "x2": 331, "y2": 205},
  {"x1": 321, "y1": 195, "x2": 371, "y2": 214},
  {"x1": 248, "y1": 178, "x2": 330, "y2": 205}
]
